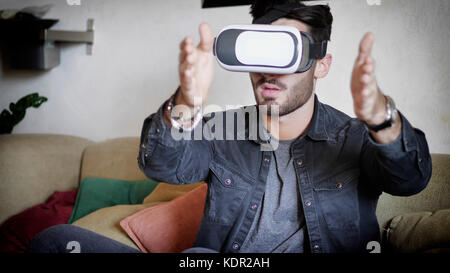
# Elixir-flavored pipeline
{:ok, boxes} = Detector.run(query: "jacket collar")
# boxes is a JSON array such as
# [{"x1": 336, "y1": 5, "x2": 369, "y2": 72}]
[{"x1": 304, "y1": 95, "x2": 330, "y2": 141}]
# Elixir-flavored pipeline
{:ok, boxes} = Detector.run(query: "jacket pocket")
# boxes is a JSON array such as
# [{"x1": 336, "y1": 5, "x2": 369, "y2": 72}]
[
  {"x1": 205, "y1": 160, "x2": 252, "y2": 225},
  {"x1": 313, "y1": 167, "x2": 360, "y2": 230}
]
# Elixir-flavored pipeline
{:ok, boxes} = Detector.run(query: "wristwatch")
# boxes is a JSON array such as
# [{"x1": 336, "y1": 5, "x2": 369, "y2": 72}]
[{"x1": 364, "y1": 95, "x2": 398, "y2": 132}]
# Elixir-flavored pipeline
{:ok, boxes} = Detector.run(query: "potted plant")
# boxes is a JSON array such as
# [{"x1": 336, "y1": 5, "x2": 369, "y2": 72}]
[{"x1": 0, "y1": 93, "x2": 47, "y2": 134}]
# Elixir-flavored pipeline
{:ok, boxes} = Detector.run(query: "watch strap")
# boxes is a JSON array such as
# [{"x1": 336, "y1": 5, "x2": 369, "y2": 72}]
[{"x1": 364, "y1": 96, "x2": 397, "y2": 132}]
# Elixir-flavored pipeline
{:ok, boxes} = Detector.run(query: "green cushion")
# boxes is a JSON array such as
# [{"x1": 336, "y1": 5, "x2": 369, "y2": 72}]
[{"x1": 68, "y1": 178, "x2": 159, "y2": 224}]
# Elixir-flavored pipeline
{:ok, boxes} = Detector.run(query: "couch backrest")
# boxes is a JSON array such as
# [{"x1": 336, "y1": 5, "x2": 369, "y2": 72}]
[
  {"x1": 0, "y1": 134, "x2": 93, "y2": 224},
  {"x1": 2, "y1": 133, "x2": 448, "y2": 232},
  {"x1": 80, "y1": 137, "x2": 146, "y2": 182},
  {"x1": 82, "y1": 137, "x2": 450, "y2": 228},
  {"x1": 376, "y1": 153, "x2": 450, "y2": 228}
]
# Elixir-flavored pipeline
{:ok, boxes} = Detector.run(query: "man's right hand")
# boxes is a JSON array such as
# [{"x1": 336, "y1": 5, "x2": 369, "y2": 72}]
[{"x1": 177, "y1": 23, "x2": 215, "y2": 108}]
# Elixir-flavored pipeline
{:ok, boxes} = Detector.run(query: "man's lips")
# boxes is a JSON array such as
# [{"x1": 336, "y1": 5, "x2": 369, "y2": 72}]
[{"x1": 260, "y1": 83, "x2": 282, "y2": 97}]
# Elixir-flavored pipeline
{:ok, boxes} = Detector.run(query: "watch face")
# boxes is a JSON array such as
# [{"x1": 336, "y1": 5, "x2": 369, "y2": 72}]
[
  {"x1": 365, "y1": 96, "x2": 398, "y2": 132},
  {"x1": 386, "y1": 96, "x2": 398, "y2": 124}
]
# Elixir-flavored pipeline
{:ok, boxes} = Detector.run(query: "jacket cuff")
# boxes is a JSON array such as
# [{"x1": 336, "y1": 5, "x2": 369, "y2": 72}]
[{"x1": 366, "y1": 112, "x2": 417, "y2": 159}]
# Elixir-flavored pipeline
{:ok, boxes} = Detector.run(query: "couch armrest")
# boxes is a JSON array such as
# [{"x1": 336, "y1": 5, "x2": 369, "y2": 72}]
[
  {"x1": 382, "y1": 209, "x2": 450, "y2": 253},
  {"x1": 376, "y1": 153, "x2": 450, "y2": 229},
  {"x1": 0, "y1": 134, "x2": 93, "y2": 224}
]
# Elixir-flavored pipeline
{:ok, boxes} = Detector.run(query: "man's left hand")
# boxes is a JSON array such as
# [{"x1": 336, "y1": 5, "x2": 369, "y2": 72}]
[{"x1": 350, "y1": 32, "x2": 402, "y2": 144}]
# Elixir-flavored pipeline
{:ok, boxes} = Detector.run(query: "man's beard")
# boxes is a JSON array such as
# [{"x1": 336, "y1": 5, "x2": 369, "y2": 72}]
[{"x1": 253, "y1": 70, "x2": 315, "y2": 116}]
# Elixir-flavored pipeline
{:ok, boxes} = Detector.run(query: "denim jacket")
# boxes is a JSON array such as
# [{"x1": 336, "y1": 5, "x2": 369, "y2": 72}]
[{"x1": 138, "y1": 95, "x2": 432, "y2": 253}]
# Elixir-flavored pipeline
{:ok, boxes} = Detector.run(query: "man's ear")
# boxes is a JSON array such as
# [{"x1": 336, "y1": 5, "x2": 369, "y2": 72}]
[{"x1": 314, "y1": 53, "x2": 332, "y2": 79}]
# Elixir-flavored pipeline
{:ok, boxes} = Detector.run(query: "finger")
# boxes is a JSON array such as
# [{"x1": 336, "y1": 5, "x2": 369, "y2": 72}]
[
  {"x1": 365, "y1": 56, "x2": 374, "y2": 65},
  {"x1": 180, "y1": 36, "x2": 193, "y2": 50},
  {"x1": 361, "y1": 73, "x2": 372, "y2": 84},
  {"x1": 180, "y1": 48, "x2": 197, "y2": 70},
  {"x1": 362, "y1": 64, "x2": 374, "y2": 74},
  {"x1": 198, "y1": 23, "x2": 214, "y2": 52},
  {"x1": 179, "y1": 52, "x2": 193, "y2": 68},
  {"x1": 180, "y1": 66, "x2": 195, "y2": 88},
  {"x1": 179, "y1": 50, "x2": 197, "y2": 78},
  {"x1": 179, "y1": 43, "x2": 195, "y2": 64},
  {"x1": 179, "y1": 37, "x2": 193, "y2": 59},
  {"x1": 356, "y1": 32, "x2": 375, "y2": 65},
  {"x1": 179, "y1": 59, "x2": 195, "y2": 77},
  {"x1": 179, "y1": 50, "x2": 186, "y2": 63},
  {"x1": 359, "y1": 32, "x2": 374, "y2": 57}
]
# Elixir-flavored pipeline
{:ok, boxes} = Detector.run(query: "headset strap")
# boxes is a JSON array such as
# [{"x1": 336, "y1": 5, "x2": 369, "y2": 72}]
[{"x1": 310, "y1": 40, "x2": 328, "y2": 59}]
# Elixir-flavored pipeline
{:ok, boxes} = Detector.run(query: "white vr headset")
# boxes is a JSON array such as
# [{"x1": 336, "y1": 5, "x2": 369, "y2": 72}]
[{"x1": 213, "y1": 24, "x2": 328, "y2": 74}]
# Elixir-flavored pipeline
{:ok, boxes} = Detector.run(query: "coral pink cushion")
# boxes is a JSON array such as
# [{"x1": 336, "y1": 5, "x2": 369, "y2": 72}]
[{"x1": 120, "y1": 184, "x2": 207, "y2": 253}]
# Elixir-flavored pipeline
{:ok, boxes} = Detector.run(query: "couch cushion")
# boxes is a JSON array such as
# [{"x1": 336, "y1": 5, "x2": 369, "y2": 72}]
[
  {"x1": 0, "y1": 134, "x2": 92, "y2": 225},
  {"x1": 80, "y1": 137, "x2": 146, "y2": 182},
  {"x1": 72, "y1": 203, "x2": 155, "y2": 249},
  {"x1": 143, "y1": 181, "x2": 205, "y2": 204},
  {"x1": 120, "y1": 183, "x2": 207, "y2": 253},
  {"x1": 68, "y1": 177, "x2": 159, "y2": 224},
  {"x1": 0, "y1": 190, "x2": 77, "y2": 253},
  {"x1": 72, "y1": 181, "x2": 205, "y2": 250},
  {"x1": 384, "y1": 209, "x2": 450, "y2": 253}
]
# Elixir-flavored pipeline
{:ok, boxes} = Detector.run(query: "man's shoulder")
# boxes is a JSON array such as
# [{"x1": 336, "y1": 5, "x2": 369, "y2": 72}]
[
  {"x1": 317, "y1": 100, "x2": 365, "y2": 135},
  {"x1": 320, "y1": 101, "x2": 354, "y2": 124}
]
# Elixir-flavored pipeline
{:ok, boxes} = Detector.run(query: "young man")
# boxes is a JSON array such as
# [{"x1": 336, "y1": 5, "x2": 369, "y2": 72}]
[
  {"x1": 138, "y1": 0, "x2": 431, "y2": 253},
  {"x1": 28, "y1": 0, "x2": 431, "y2": 253}
]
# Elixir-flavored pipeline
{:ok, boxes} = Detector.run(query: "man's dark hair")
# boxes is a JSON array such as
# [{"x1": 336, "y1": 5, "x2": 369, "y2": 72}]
[{"x1": 250, "y1": 0, "x2": 333, "y2": 42}]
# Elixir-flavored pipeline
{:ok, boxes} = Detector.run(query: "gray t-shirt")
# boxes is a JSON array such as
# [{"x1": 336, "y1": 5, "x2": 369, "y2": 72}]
[{"x1": 239, "y1": 137, "x2": 306, "y2": 253}]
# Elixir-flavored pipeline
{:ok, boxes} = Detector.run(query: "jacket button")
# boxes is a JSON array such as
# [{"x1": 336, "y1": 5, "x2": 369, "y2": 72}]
[
  {"x1": 224, "y1": 178, "x2": 232, "y2": 185},
  {"x1": 336, "y1": 183, "x2": 343, "y2": 189},
  {"x1": 232, "y1": 243, "x2": 239, "y2": 250},
  {"x1": 251, "y1": 204, "x2": 258, "y2": 210},
  {"x1": 296, "y1": 159, "x2": 303, "y2": 166},
  {"x1": 305, "y1": 200, "x2": 312, "y2": 207}
]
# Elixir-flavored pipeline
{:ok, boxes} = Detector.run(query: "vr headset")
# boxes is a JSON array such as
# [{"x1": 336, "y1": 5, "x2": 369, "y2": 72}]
[{"x1": 213, "y1": 24, "x2": 328, "y2": 74}]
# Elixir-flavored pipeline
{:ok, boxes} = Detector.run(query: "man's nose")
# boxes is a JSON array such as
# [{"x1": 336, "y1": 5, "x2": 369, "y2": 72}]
[
  {"x1": 261, "y1": 73, "x2": 282, "y2": 80},
  {"x1": 261, "y1": 73, "x2": 282, "y2": 79}
]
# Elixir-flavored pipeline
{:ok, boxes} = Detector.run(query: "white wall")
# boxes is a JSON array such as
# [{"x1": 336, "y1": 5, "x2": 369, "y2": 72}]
[{"x1": 0, "y1": 0, "x2": 449, "y2": 154}]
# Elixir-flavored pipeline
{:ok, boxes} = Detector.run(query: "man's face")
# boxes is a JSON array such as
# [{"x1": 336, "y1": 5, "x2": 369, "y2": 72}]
[{"x1": 250, "y1": 18, "x2": 316, "y2": 116}]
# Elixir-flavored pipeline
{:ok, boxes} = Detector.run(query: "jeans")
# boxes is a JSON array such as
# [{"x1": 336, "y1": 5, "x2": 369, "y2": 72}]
[
  {"x1": 27, "y1": 224, "x2": 218, "y2": 253},
  {"x1": 27, "y1": 224, "x2": 141, "y2": 253}
]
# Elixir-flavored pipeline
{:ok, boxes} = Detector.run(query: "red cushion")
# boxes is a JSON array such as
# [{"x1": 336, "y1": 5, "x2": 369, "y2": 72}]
[
  {"x1": 120, "y1": 184, "x2": 207, "y2": 253},
  {"x1": 0, "y1": 190, "x2": 77, "y2": 253}
]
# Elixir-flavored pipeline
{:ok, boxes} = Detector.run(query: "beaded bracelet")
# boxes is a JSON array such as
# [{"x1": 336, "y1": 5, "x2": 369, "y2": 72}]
[{"x1": 165, "y1": 90, "x2": 202, "y2": 132}]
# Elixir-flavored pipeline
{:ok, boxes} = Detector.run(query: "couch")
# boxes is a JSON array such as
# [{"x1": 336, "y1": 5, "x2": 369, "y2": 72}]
[{"x1": 0, "y1": 134, "x2": 449, "y2": 252}]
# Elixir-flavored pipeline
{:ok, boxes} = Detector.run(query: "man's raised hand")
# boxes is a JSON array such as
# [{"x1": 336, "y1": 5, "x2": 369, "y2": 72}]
[
  {"x1": 350, "y1": 32, "x2": 401, "y2": 143},
  {"x1": 350, "y1": 32, "x2": 387, "y2": 126},
  {"x1": 178, "y1": 23, "x2": 215, "y2": 108}
]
